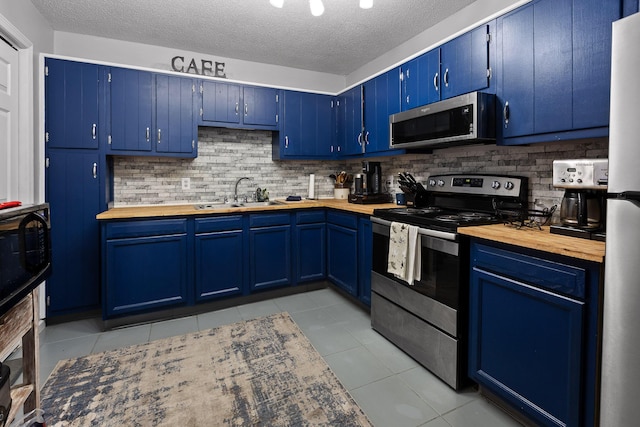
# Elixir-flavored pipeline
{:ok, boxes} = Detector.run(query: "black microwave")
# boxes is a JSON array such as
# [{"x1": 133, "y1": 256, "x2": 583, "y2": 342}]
[
  {"x1": 0, "y1": 203, "x2": 51, "y2": 317},
  {"x1": 389, "y1": 91, "x2": 496, "y2": 150}
]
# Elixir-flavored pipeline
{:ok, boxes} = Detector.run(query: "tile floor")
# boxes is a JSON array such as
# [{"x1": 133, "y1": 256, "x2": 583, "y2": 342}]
[{"x1": 36, "y1": 287, "x2": 523, "y2": 427}]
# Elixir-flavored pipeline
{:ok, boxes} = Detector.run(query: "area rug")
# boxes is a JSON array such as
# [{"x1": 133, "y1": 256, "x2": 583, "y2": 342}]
[{"x1": 40, "y1": 312, "x2": 372, "y2": 426}]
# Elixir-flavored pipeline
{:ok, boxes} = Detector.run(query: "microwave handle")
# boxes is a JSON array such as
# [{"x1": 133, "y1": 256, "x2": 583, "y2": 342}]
[{"x1": 18, "y1": 212, "x2": 51, "y2": 273}]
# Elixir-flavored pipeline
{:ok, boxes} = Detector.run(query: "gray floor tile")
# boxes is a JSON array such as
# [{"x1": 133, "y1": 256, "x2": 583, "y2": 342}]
[
  {"x1": 302, "y1": 323, "x2": 361, "y2": 356},
  {"x1": 39, "y1": 334, "x2": 99, "y2": 370},
  {"x1": 350, "y1": 376, "x2": 440, "y2": 427},
  {"x1": 306, "y1": 288, "x2": 347, "y2": 307},
  {"x1": 399, "y1": 368, "x2": 479, "y2": 416},
  {"x1": 365, "y1": 337, "x2": 420, "y2": 374},
  {"x1": 149, "y1": 315, "x2": 199, "y2": 341},
  {"x1": 272, "y1": 292, "x2": 321, "y2": 314},
  {"x1": 324, "y1": 346, "x2": 392, "y2": 390},
  {"x1": 40, "y1": 317, "x2": 103, "y2": 344},
  {"x1": 341, "y1": 315, "x2": 380, "y2": 345},
  {"x1": 443, "y1": 399, "x2": 523, "y2": 427},
  {"x1": 288, "y1": 305, "x2": 343, "y2": 332},
  {"x1": 236, "y1": 299, "x2": 283, "y2": 320},
  {"x1": 420, "y1": 417, "x2": 453, "y2": 427},
  {"x1": 92, "y1": 324, "x2": 151, "y2": 354},
  {"x1": 197, "y1": 306, "x2": 243, "y2": 331}
]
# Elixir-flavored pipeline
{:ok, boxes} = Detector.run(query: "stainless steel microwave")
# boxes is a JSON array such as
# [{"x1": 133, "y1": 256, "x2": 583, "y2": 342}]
[{"x1": 389, "y1": 92, "x2": 496, "y2": 149}]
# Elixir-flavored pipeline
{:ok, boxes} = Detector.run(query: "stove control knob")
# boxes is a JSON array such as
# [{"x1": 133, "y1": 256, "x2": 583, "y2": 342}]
[
  {"x1": 491, "y1": 181, "x2": 501, "y2": 189},
  {"x1": 437, "y1": 179, "x2": 445, "y2": 187},
  {"x1": 428, "y1": 179, "x2": 436, "y2": 187},
  {"x1": 505, "y1": 181, "x2": 515, "y2": 190}
]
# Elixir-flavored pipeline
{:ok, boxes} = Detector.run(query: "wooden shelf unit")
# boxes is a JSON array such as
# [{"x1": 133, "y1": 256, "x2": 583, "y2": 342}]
[{"x1": 0, "y1": 289, "x2": 40, "y2": 425}]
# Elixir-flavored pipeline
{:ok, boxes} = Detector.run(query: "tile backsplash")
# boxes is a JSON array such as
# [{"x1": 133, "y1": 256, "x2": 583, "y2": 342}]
[{"x1": 113, "y1": 127, "x2": 608, "y2": 214}]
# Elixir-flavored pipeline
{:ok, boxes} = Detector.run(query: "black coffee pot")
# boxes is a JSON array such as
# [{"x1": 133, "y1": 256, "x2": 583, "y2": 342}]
[{"x1": 559, "y1": 190, "x2": 603, "y2": 230}]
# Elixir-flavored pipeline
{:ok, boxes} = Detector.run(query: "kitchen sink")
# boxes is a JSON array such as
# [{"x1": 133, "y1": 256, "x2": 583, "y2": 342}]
[{"x1": 194, "y1": 200, "x2": 285, "y2": 210}]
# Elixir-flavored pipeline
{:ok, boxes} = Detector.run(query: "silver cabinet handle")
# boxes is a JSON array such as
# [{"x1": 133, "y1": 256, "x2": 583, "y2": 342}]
[
  {"x1": 235, "y1": 103, "x2": 239, "y2": 115},
  {"x1": 157, "y1": 129, "x2": 161, "y2": 143},
  {"x1": 364, "y1": 131, "x2": 370, "y2": 145},
  {"x1": 357, "y1": 132, "x2": 363, "y2": 146},
  {"x1": 92, "y1": 123, "x2": 97, "y2": 140},
  {"x1": 285, "y1": 136, "x2": 289, "y2": 148},
  {"x1": 92, "y1": 162, "x2": 97, "y2": 179},
  {"x1": 146, "y1": 127, "x2": 150, "y2": 142},
  {"x1": 434, "y1": 72, "x2": 439, "y2": 91},
  {"x1": 504, "y1": 101, "x2": 510, "y2": 125},
  {"x1": 444, "y1": 69, "x2": 449, "y2": 87},
  {"x1": 244, "y1": 104, "x2": 248, "y2": 115}
]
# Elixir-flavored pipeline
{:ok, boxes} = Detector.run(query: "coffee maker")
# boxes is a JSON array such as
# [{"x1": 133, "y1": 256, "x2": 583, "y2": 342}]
[
  {"x1": 551, "y1": 159, "x2": 608, "y2": 241},
  {"x1": 349, "y1": 161, "x2": 391, "y2": 204}
]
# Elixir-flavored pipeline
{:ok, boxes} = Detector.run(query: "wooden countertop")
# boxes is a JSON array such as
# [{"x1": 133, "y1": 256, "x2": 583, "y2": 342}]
[
  {"x1": 96, "y1": 198, "x2": 398, "y2": 220},
  {"x1": 459, "y1": 223, "x2": 606, "y2": 264}
]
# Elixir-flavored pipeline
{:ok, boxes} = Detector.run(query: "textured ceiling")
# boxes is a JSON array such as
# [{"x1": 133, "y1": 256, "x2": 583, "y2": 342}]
[{"x1": 30, "y1": 0, "x2": 478, "y2": 75}]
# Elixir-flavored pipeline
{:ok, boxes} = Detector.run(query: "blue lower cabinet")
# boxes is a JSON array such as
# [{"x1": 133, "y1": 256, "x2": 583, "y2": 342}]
[
  {"x1": 249, "y1": 213, "x2": 292, "y2": 291},
  {"x1": 468, "y1": 241, "x2": 601, "y2": 427},
  {"x1": 327, "y1": 222, "x2": 358, "y2": 296},
  {"x1": 295, "y1": 210, "x2": 326, "y2": 283},
  {"x1": 105, "y1": 232, "x2": 189, "y2": 317},
  {"x1": 195, "y1": 230, "x2": 244, "y2": 301}
]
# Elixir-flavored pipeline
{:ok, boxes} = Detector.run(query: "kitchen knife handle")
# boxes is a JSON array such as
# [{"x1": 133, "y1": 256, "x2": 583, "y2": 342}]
[
  {"x1": 92, "y1": 123, "x2": 97, "y2": 140},
  {"x1": 92, "y1": 162, "x2": 97, "y2": 179}
]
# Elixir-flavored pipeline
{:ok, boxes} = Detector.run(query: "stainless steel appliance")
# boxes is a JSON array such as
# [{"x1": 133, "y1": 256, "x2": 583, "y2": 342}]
[
  {"x1": 370, "y1": 174, "x2": 527, "y2": 389},
  {"x1": 0, "y1": 203, "x2": 52, "y2": 317},
  {"x1": 349, "y1": 161, "x2": 390, "y2": 204},
  {"x1": 551, "y1": 159, "x2": 608, "y2": 241},
  {"x1": 601, "y1": 12, "x2": 640, "y2": 426},
  {"x1": 389, "y1": 92, "x2": 496, "y2": 150}
]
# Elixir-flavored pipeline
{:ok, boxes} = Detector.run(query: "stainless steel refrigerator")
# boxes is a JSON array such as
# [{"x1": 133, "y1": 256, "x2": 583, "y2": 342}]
[{"x1": 600, "y1": 11, "x2": 640, "y2": 426}]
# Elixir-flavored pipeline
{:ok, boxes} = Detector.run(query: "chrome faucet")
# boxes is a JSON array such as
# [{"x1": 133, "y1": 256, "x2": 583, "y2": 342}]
[{"x1": 234, "y1": 177, "x2": 252, "y2": 202}]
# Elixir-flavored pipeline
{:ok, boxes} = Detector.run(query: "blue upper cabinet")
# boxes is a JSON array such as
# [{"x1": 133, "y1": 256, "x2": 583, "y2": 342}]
[
  {"x1": 109, "y1": 68, "x2": 197, "y2": 157},
  {"x1": 497, "y1": 0, "x2": 628, "y2": 145},
  {"x1": 338, "y1": 85, "x2": 364, "y2": 156},
  {"x1": 363, "y1": 67, "x2": 402, "y2": 154},
  {"x1": 155, "y1": 74, "x2": 197, "y2": 155},
  {"x1": 109, "y1": 67, "x2": 154, "y2": 152},
  {"x1": 200, "y1": 81, "x2": 279, "y2": 130},
  {"x1": 45, "y1": 58, "x2": 101, "y2": 150},
  {"x1": 274, "y1": 90, "x2": 333, "y2": 159},
  {"x1": 400, "y1": 22, "x2": 493, "y2": 111}
]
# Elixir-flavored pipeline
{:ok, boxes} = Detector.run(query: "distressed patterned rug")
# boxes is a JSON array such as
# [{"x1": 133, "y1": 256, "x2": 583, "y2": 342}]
[{"x1": 41, "y1": 313, "x2": 372, "y2": 426}]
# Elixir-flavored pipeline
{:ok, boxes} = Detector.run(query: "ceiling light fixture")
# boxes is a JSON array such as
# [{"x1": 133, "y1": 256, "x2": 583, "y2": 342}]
[
  {"x1": 309, "y1": 0, "x2": 325, "y2": 17},
  {"x1": 270, "y1": 0, "x2": 284, "y2": 8},
  {"x1": 359, "y1": 0, "x2": 373, "y2": 9}
]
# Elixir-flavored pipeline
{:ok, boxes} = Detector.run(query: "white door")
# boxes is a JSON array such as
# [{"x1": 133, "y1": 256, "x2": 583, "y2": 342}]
[{"x1": 0, "y1": 37, "x2": 19, "y2": 202}]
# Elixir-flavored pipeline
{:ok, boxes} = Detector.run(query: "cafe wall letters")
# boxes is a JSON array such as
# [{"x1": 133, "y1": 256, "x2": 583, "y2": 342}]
[{"x1": 171, "y1": 56, "x2": 226, "y2": 78}]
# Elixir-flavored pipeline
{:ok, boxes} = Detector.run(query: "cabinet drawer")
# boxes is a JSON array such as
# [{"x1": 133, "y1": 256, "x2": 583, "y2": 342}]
[
  {"x1": 195, "y1": 215, "x2": 243, "y2": 233},
  {"x1": 327, "y1": 211, "x2": 358, "y2": 229},
  {"x1": 472, "y1": 243, "x2": 586, "y2": 299},
  {"x1": 249, "y1": 213, "x2": 290, "y2": 228},
  {"x1": 105, "y1": 219, "x2": 187, "y2": 239},
  {"x1": 296, "y1": 210, "x2": 325, "y2": 224}
]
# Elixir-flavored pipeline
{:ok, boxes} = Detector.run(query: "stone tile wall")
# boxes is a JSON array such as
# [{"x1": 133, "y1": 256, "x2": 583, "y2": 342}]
[{"x1": 113, "y1": 127, "x2": 608, "y2": 218}]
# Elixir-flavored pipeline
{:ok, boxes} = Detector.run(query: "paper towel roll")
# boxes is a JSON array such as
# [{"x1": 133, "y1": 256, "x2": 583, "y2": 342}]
[{"x1": 308, "y1": 174, "x2": 315, "y2": 199}]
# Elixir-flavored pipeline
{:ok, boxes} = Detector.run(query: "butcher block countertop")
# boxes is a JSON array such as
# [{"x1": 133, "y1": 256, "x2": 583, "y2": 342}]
[
  {"x1": 459, "y1": 223, "x2": 606, "y2": 264},
  {"x1": 96, "y1": 198, "x2": 398, "y2": 220}
]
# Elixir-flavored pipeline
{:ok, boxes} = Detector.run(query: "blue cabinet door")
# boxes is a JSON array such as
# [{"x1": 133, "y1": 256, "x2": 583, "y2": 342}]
[
  {"x1": 155, "y1": 74, "x2": 196, "y2": 155},
  {"x1": 195, "y1": 230, "x2": 244, "y2": 301},
  {"x1": 278, "y1": 91, "x2": 333, "y2": 159},
  {"x1": 45, "y1": 150, "x2": 102, "y2": 316},
  {"x1": 341, "y1": 86, "x2": 364, "y2": 156},
  {"x1": 105, "y1": 233, "x2": 189, "y2": 317},
  {"x1": 109, "y1": 67, "x2": 154, "y2": 152},
  {"x1": 440, "y1": 23, "x2": 492, "y2": 100},
  {"x1": 327, "y1": 223, "x2": 358, "y2": 295},
  {"x1": 45, "y1": 59, "x2": 100, "y2": 150},
  {"x1": 201, "y1": 80, "x2": 241, "y2": 124},
  {"x1": 363, "y1": 67, "x2": 401, "y2": 154},
  {"x1": 249, "y1": 225, "x2": 292, "y2": 291},
  {"x1": 295, "y1": 223, "x2": 326, "y2": 283},
  {"x1": 401, "y1": 49, "x2": 440, "y2": 110},
  {"x1": 469, "y1": 266, "x2": 584, "y2": 427},
  {"x1": 279, "y1": 90, "x2": 303, "y2": 157},
  {"x1": 358, "y1": 218, "x2": 372, "y2": 306},
  {"x1": 243, "y1": 86, "x2": 278, "y2": 127}
]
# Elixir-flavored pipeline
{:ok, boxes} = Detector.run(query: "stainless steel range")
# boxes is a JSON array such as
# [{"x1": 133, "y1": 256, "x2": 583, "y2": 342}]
[{"x1": 370, "y1": 174, "x2": 528, "y2": 390}]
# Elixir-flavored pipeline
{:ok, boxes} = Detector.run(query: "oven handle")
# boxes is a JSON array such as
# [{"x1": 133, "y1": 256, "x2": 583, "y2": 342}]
[{"x1": 370, "y1": 216, "x2": 458, "y2": 241}]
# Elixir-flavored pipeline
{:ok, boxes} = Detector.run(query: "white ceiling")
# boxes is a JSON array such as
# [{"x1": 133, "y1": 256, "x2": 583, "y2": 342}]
[{"x1": 30, "y1": 0, "x2": 478, "y2": 76}]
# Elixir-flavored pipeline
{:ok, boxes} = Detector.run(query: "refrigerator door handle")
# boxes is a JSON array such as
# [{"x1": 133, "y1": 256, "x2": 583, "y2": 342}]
[{"x1": 613, "y1": 191, "x2": 640, "y2": 203}]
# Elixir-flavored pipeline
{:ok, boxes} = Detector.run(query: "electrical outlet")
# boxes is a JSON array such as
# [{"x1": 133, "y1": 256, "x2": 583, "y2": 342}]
[
  {"x1": 387, "y1": 175, "x2": 394, "y2": 188},
  {"x1": 181, "y1": 177, "x2": 190, "y2": 190}
]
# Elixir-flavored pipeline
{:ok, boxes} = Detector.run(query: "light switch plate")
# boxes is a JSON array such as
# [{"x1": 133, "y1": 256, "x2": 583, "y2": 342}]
[{"x1": 181, "y1": 177, "x2": 190, "y2": 190}]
